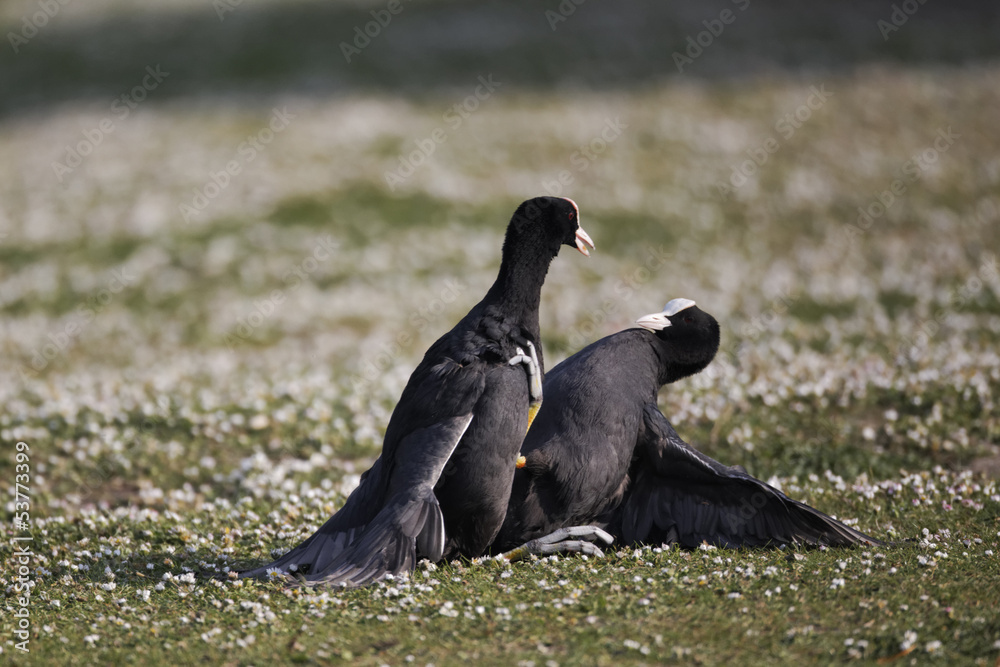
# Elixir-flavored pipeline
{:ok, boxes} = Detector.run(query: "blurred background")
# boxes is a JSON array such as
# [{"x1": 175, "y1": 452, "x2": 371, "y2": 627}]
[{"x1": 2, "y1": 0, "x2": 999, "y2": 512}]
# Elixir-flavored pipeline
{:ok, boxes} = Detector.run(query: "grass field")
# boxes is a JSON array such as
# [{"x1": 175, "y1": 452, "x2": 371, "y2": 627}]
[{"x1": 2, "y1": 1, "x2": 1000, "y2": 664}]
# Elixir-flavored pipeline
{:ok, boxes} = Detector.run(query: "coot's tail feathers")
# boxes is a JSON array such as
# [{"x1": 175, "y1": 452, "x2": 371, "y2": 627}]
[
  {"x1": 619, "y1": 403, "x2": 882, "y2": 549},
  {"x1": 238, "y1": 516, "x2": 360, "y2": 580},
  {"x1": 298, "y1": 488, "x2": 445, "y2": 588},
  {"x1": 239, "y1": 460, "x2": 388, "y2": 580}
]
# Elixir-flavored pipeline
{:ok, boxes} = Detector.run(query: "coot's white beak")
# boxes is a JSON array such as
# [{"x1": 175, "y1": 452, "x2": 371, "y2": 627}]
[
  {"x1": 635, "y1": 298, "x2": 697, "y2": 331},
  {"x1": 636, "y1": 311, "x2": 670, "y2": 331},
  {"x1": 575, "y1": 227, "x2": 594, "y2": 257}
]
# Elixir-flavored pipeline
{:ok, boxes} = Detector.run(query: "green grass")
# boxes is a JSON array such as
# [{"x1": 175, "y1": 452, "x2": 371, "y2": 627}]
[{"x1": 3, "y1": 485, "x2": 998, "y2": 665}]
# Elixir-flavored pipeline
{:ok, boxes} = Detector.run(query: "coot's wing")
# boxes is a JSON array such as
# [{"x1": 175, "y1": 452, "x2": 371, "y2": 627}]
[
  {"x1": 301, "y1": 413, "x2": 475, "y2": 587},
  {"x1": 618, "y1": 404, "x2": 880, "y2": 548},
  {"x1": 242, "y1": 357, "x2": 485, "y2": 582},
  {"x1": 238, "y1": 456, "x2": 388, "y2": 579}
]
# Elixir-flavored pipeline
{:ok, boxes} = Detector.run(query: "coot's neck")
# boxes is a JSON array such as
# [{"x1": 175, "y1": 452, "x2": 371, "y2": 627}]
[
  {"x1": 652, "y1": 337, "x2": 717, "y2": 387},
  {"x1": 483, "y1": 232, "x2": 555, "y2": 335}
]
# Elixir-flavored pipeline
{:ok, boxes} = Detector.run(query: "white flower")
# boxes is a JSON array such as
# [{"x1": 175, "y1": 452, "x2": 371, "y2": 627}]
[
  {"x1": 438, "y1": 602, "x2": 458, "y2": 618},
  {"x1": 249, "y1": 414, "x2": 269, "y2": 430}
]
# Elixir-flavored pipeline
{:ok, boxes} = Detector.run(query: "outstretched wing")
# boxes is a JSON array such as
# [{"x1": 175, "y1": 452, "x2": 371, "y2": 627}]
[{"x1": 617, "y1": 404, "x2": 880, "y2": 548}]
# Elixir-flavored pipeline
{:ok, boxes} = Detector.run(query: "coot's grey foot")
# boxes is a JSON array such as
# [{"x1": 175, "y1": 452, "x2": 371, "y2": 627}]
[
  {"x1": 498, "y1": 526, "x2": 614, "y2": 562},
  {"x1": 509, "y1": 341, "x2": 543, "y2": 432},
  {"x1": 508, "y1": 341, "x2": 542, "y2": 404}
]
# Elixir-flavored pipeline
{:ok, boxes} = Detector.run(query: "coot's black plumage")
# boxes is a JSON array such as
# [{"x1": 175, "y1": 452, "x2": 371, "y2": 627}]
[
  {"x1": 241, "y1": 196, "x2": 593, "y2": 586},
  {"x1": 493, "y1": 298, "x2": 880, "y2": 552}
]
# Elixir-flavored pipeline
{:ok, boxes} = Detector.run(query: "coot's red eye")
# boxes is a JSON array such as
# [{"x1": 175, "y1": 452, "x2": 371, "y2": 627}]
[
  {"x1": 568, "y1": 212, "x2": 575, "y2": 220},
  {"x1": 684, "y1": 316, "x2": 693, "y2": 324}
]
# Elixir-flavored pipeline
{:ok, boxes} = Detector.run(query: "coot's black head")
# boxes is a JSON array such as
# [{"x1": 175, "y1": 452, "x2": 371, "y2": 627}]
[
  {"x1": 506, "y1": 196, "x2": 594, "y2": 259},
  {"x1": 636, "y1": 298, "x2": 721, "y2": 382}
]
